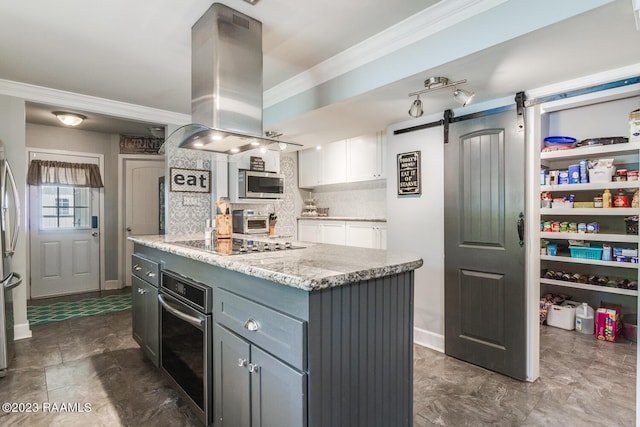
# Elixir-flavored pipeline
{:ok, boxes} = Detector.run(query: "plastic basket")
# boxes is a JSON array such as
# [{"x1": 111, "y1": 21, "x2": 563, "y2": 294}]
[{"x1": 569, "y1": 246, "x2": 603, "y2": 260}]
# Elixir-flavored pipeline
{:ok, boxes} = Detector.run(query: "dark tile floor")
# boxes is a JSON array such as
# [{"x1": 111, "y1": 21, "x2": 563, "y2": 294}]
[{"x1": 0, "y1": 307, "x2": 635, "y2": 426}]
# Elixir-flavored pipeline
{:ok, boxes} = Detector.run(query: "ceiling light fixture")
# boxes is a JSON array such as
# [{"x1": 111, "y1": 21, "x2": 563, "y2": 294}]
[
  {"x1": 148, "y1": 126, "x2": 165, "y2": 138},
  {"x1": 407, "y1": 76, "x2": 474, "y2": 117},
  {"x1": 53, "y1": 111, "x2": 86, "y2": 127}
]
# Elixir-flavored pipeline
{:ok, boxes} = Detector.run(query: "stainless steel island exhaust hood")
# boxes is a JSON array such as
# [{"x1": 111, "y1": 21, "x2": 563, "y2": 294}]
[{"x1": 163, "y1": 3, "x2": 301, "y2": 154}]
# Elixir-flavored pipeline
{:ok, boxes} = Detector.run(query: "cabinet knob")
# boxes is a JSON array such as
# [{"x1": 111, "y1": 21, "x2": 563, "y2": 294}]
[
  {"x1": 244, "y1": 318, "x2": 259, "y2": 332},
  {"x1": 133, "y1": 264, "x2": 142, "y2": 271},
  {"x1": 248, "y1": 363, "x2": 260, "y2": 373},
  {"x1": 138, "y1": 288, "x2": 146, "y2": 295},
  {"x1": 237, "y1": 358, "x2": 247, "y2": 368}
]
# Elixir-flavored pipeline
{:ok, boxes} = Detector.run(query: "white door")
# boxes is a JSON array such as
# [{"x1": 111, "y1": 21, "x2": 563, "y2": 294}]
[
  {"x1": 29, "y1": 154, "x2": 101, "y2": 298},
  {"x1": 124, "y1": 159, "x2": 164, "y2": 287}
]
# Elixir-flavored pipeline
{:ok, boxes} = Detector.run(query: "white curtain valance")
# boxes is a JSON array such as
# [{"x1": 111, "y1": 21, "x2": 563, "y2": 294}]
[{"x1": 27, "y1": 160, "x2": 104, "y2": 188}]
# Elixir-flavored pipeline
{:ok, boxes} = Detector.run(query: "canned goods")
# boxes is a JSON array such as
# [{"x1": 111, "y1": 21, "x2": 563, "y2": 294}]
[
  {"x1": 577, "y1": 223, "x2": 587, "y2": 233},
  {"x1": 593, "y1": 195, "x2": 603, "y2": 208},
  {"x1": 560, "y1": 222, "x2": 569, "y2": 233},
  {"x1": 569, "y1": 222, "x2": 578, "y2": 233},
  {"x1": 627, "y1": 171, "x2": 638, "y2": 181},
  {"x1": 543, "y1": 221, "x2": 552, "y2": 232},
  {"x1": 551, "y1": 222, "x2": 560, "y2": 232}
]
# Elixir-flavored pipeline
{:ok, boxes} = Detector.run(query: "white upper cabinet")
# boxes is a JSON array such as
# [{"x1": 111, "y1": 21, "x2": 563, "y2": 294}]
[
  {"x1": 321, "y1": 139, "x2": 347, "y2": 185},
  {"x1": 298, "y1": 131, "x2": 386, "y2": 188},
  {"x1": 346, "y1": 132, "x2": 386, "y2": 182},
  {"x1": 298, "y1": 148, "x2": 322, "y2": 188}
]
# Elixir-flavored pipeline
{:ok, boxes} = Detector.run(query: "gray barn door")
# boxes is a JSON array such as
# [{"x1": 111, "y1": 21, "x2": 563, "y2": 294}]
[{"x1": 444, "y1": 109, "x2": 526, "y2": 380}]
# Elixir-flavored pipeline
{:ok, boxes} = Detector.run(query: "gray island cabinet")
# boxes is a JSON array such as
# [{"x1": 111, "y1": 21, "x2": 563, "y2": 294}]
[{"x1": 130, "y1": 235, "x2": 423, "y2": 427}]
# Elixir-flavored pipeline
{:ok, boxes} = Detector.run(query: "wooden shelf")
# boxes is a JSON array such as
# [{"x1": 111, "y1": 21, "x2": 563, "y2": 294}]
[
  {"x1": 540, "y1": 232, "x2": 638, "y2": 243},
  {"x1": 540, "y1": 181, "x2": 639, "y2": 192},
  {"x1": 540, "y1": 141, "x2": 640, "y2": 161},
  {"x1": 540, "y1": 278, "x2": 638, "y2": 296},
  {"x1": 540, "y1": 208, "x2": 639, "y2": 216},
  {"x1": 541, "y1": 254, "x2": 639, "y2": 269}
]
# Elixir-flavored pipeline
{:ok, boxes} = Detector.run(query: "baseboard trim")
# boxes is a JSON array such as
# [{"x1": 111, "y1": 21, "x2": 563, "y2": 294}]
[
  {"x1": 14, "y1": 322, "x2": 32, "y2": 341},
  {"x1": 414, "y1": 326, "x2": 444, "y2": 353},
  {"x1": 103, "y1": 280, "x2": 123, "y2": 290}
]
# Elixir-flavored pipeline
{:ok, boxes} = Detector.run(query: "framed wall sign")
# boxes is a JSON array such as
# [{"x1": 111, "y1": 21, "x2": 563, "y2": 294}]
[
  {"x1": 169, "y1": 167, "x2": 211, "y2": 193},
  {"x1": 397, "y1": 151, "x2": 421, "y2": 196}
]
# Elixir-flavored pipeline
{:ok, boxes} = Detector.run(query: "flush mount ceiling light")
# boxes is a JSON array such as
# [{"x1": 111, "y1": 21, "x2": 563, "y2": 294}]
[
  {"x1": 407, "y1": 76, "x2": 474, "y2": 118},
  {"x1": 148, "y1": 126, "x2": 165, "y2": 138},
  {"x1": 53, "y1": 111, "x2": 86, "y2": 126}
]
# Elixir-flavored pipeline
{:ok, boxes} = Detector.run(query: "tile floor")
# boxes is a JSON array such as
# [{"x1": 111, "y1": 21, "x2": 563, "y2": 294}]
[{"x1": 0, "y1": 307, "x2": 636, "y2": 426}]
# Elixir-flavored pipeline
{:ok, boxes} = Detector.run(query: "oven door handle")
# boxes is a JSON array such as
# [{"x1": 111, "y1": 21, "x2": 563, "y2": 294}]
[{"x1": 158, "y1": 294, "x2": 205, "y2": 329}]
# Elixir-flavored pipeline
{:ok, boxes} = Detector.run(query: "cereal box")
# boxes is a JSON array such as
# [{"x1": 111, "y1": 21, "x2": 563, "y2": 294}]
[{"x1": 595, "y1": 307, "x2": 620, "y2": 342}]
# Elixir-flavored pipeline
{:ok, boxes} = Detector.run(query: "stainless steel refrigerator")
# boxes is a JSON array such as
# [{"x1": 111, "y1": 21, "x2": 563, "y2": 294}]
[{"x1": 0, "y1": 140, "x2": 21, "y2": 377}]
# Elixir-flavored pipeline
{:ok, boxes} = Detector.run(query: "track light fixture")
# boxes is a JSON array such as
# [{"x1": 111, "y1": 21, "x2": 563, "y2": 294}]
[{"x1": 407, "y1": 76, "x2": 474, "y2": 117}]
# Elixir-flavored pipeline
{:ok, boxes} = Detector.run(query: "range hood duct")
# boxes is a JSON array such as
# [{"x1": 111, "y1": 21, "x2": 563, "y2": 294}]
[{"x1": 163, "y1": 3, "x2": 301, "y2": 154}]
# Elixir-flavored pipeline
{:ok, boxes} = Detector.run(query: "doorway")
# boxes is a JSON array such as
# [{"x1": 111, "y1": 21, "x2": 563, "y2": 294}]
[
  {"x1": 28, "y1": 150, "x2": 103, "y2": 299},
  {"x1": 119, "y1": 157, "x2": 165, "y2": 288}
]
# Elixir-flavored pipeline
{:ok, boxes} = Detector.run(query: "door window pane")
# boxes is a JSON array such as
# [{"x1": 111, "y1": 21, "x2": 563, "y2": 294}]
[{"x1": 40, "y1": 185, "x2": 91, "y2": 229}]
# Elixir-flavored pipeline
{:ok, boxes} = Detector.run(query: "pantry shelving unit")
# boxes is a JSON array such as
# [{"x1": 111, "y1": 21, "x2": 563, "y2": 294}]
[{"x1": 534, "y1": 84, "x2": 640, "y2": 309}]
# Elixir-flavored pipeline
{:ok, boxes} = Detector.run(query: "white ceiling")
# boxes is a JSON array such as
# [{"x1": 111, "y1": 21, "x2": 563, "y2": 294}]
[{"x1": 1, "y1": 0, "x2": 639, "y2": 144}]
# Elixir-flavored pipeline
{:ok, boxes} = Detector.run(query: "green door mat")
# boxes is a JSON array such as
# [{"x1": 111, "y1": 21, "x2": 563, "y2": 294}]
[{"x1": 28, "y1": 293, "x2": 131, "y2": 326}]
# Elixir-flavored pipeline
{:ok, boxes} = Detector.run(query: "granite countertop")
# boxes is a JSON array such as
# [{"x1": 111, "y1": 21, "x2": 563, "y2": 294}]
[
  {"x1": 129, "y1": 234, "x2": 422, "y2": 292},
  {"x1": 297, "y1": 216, "x2": 387, "y2": 222}
]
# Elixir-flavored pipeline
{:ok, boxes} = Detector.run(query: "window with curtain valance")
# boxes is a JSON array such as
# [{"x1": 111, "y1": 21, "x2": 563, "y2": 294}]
[{"x1": 26, "y1": 160, "x2": 104, "y2": 188}]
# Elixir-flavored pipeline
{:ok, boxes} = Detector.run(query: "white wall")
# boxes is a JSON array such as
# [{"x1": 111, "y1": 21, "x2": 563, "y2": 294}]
[
  {"x1": 0, "y1": 96, "x2": 30, "y2": 340},
  {"x1": 386, "y1": 118, "x2": 445, "y2": 352}
]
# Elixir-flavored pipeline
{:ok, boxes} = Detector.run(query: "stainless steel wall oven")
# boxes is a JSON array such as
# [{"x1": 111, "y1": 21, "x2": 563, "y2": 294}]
[{"x1": 159, "y1": 270, "x2": 212, "y2": 425}]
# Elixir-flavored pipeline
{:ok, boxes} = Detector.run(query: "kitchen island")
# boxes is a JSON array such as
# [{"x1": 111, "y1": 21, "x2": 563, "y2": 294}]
[{"x1": 130, "y1": 234, "x2": 423, "y2": 427}]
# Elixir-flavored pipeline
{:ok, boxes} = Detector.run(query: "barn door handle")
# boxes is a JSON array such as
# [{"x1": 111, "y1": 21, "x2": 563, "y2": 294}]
[{"x1": 517, "y1": 213, "x2": 524, "y2": 248}]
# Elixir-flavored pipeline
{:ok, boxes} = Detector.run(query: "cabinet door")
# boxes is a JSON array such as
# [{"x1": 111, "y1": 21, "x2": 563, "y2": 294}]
[
  {"x1": 345, "y1": 222, "x2": 377, "y2": 248},
  {"x1": 214, "y1": 324, "x2": 251, "y2": 427},
  {"x1": 298, "y1": 148, "x2": 322, "y2": 188},
  {"x1": 378, "y1": 224, "x2": 387, "y2": 250},
  {"x1": 321, "y1": 140, "x2": 347, "y2": 185},
  {"x1": 297, "y1": 221, "x2": 320, "y2": 242},
  {"x1": 347, "y1": 134, "x2": 378, "y2": 182},
  {"x1": 319, "y1": 221, "x2": 346, "y2": 245},
  {"x1": 143, "y1": 283, "x2": 159, "y2": 366},
  {"x1": 131, "y1": 276, "x2": 145, "y2": 347},
  {"x1": 251, "y1": 346, "x2": 306, "y2": 427}
]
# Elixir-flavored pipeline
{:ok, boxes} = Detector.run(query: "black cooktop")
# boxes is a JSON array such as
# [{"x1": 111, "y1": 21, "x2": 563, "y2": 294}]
[{"x1": 173, "y1": 238, "x2": 302, "y2": 256}]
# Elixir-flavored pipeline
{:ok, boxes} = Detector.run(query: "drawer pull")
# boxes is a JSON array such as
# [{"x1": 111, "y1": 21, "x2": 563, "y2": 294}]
[
  {"x1": 146, "y1": 271, "x2": 156, "y2": 278},
  {"x1": 248, "y1": 363, "x2": 259, "y2": 373},
  {"x1": 244, "y1": 318, "x2": 259, "y2": 332},
  {"x1": 237, "y1": 358, "x2": 247, "y2": 367},
  {"x1": 133, "y1": 264, "x2": 142, "y2": 271}
]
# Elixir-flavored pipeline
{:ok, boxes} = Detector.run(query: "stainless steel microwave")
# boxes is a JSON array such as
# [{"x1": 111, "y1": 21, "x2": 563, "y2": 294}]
[{"x1": 237, "y1": 170, "x2": 284, "y2": 199}]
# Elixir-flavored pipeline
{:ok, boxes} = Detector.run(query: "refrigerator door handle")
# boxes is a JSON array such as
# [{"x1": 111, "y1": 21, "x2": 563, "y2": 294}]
[
  {"x1": 3, "y1": 160, "x2": 20, "y2": 256},
  {"x1": 1, "y1": 272, "x2": 22, "y2": 290}
]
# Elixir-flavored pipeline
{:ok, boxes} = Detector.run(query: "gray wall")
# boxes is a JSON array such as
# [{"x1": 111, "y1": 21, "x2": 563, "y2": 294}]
[{"x1": 26, "y1": 123, "x2": 120, "y2": 281}]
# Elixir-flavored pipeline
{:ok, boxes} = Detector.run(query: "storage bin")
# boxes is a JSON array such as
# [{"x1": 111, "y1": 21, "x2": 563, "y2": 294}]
[
  {"x1": 588, "y1": 166, "x2": 616, "y2": 183},
  {"x1": 547, "y1": 300, "x2": 579, "y2": 330},
  {"x1": 569, "y1": 246, "x2": 602, "y2": 260}
]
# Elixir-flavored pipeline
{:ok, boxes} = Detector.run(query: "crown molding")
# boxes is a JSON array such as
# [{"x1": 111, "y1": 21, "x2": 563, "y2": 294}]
[
  {"x1": 264, "y1": 0, "x2": 507, "y2": 107},
  {"x1": 0, "y1": 78, "x2": 191, "y2": 126},
  {"x1": 526, "y1": 63, "x2": 640, "y2": 99}
]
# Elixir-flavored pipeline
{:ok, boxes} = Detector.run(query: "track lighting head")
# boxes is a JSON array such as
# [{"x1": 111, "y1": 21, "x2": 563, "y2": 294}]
[
  {"x1": 408, "y1": 96, "x2": 423, "y2": 118},
  {"x1": 453, "y1": 88, "x2": 475, "y2": 107}
]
